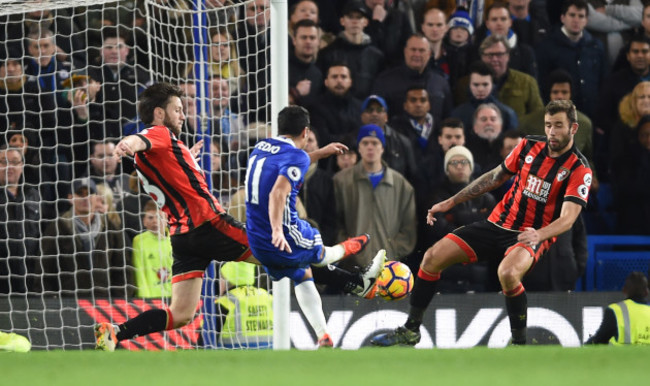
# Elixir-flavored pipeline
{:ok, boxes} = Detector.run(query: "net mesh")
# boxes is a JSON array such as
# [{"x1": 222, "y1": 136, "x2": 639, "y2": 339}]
[{"x1": 0, "y1": 0, "x2": 273, "y2": 350}]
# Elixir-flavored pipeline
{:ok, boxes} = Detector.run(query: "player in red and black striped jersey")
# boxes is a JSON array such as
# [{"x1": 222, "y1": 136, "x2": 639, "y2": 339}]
[
  {"x1": 94, "y1": 83, "x2": 259, "y2": 351},
  {"x1": 372, "y1": 99, "x2": 593, "y2": 347}
]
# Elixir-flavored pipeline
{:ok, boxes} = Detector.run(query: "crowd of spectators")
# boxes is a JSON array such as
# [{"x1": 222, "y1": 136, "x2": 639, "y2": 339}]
[{"x1": 1, "y1": 0, "x2": 650, "y2": 297}]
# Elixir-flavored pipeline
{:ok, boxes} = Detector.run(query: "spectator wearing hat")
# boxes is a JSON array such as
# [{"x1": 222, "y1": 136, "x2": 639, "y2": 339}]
[
  {"x1": 372, "y1": 33, "x2": 453, "y2": 125},
  {"x1": 446, "y1": 8, "x2": 474, "y2": 46},
  {"x1": 443, "y1": 8, "x2": 475, "y2": 91},
  {"x1": 419, "y1": 145, "x2": 496, "y2": 292},
  {"x1": 37, "y1": 177, "x2": 133, "y2": 298},
  {"x1": 333, "y1": 124, "x2": 416, "y2": 271},
  {"x1": 316, "y1": 0, "x2": 385, "y2": 99},
  {"x1": 309, "y1": 63, "x2": 363, "y2": 145},
  {"x1": 362, "y1": 0, "x2": 414, "y2": 67},
  {"x1": 360, "y1": 94, "x2": 419, "y2": 186}
]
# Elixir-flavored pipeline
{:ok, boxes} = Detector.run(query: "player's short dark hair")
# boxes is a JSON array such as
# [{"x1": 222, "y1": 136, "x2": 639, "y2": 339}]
[
  {"x1": 545, "y1": 100, "x2": 578, "y2": 126},
  {"x1": 293, "y1": 19, "x2": 319, "y2": 35},
  {"x1": 547, "y1": 69, "x2": 574, "y2": 95},
  {"x1": 439, "y1": 117, "x2": 464, "y2": 132},
  {"x1": 468, "y1": 60, "x2": 496, "y2": 82},
  {"x1": 138, "y1": 83, "x2": 183, "y2": 125},
  {"x1": 561, "y1": 0, "x2": 588, "y2": 16},
  {"x1": 623, "y1": 271, "x2": 649, "y2": 299},
  {"x1": 278, "y1": 105, "x2": 310, "y2": 136}
]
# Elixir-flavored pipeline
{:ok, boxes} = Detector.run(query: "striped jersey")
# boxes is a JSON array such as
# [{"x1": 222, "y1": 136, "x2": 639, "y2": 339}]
[
  {"x1": 245, "y1": 137, "x2": 322, "y2": 255},
  {"x1": 488, "y1": 135, "x2": 592, "y2": 231},
  {"x1": 134, "y1": 126, "x2": 223, "y2": 234}
]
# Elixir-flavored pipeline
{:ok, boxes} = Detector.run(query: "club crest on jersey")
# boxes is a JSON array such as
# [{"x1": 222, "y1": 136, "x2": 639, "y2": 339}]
[
  {"x1": 523, "y1": 174, "x2": 550, "y2": 203},
  {"x1": 556, "y1": 167, "x2": 570, "y2": 182},
  {"x1": 525, "y1": 155, "x2": 534, "y2": 164},
  {"x1": 287, "y1": 166, "x2": 302, "y2": 182}
]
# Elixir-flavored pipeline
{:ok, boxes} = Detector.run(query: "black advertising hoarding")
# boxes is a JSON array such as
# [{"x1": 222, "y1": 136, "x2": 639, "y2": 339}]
[{"x1": 0, "y1": 292, "x2": 622, "y2": 350}]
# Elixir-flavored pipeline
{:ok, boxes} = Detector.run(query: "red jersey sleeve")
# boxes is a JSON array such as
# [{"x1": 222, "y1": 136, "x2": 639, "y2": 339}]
[
  {"x1": 564, "y1": 164, "x2": 592, "y2": 207},
  {"x1": 136, "y1": 126, "x2": 171, "y2": 154}
]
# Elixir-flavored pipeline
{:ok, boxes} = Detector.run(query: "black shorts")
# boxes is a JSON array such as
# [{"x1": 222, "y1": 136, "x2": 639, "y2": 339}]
[
  {"x1": 447, "y1": 220, "x2": 552, "y2": 264},
  {"x1": 170, "y1": 213, "x2": 252, "y2": 283}
]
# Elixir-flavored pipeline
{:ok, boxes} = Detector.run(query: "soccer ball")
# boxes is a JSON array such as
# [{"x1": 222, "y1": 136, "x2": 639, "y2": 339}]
[{"x1": 376, "y1": 261, "x2": 414, "y2": 301}]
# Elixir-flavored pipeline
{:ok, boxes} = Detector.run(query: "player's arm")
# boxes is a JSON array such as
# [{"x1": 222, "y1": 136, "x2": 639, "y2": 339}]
[
  {"x1": 308, "y1": 142, "x2": 348, "y2": 163},
  {"x1": 427, "y1": 165, "x2": 512, "y2": 225},
  {"x1": 517, "y1": 201, "x2": 583, "y2": 245},
  {"x1": 114, "y1": 135, "x2": 148, "y2": 161},
  {"x1": 269, "y1": 175, "x2": 293, "y2": 253}
]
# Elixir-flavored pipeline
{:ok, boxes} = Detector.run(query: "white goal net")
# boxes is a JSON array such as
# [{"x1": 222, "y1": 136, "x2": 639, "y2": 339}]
[{"x1": 0, "y1": 0, "x2": 277, "y2": 350}]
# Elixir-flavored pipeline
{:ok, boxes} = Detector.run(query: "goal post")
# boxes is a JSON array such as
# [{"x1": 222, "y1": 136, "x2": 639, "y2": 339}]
[
  {"x1": 269, "y1": 0, "x2": 290, "y2": 351},
  {"x1": 0, "y1": 0, "x2": 290, "y2": 350}
]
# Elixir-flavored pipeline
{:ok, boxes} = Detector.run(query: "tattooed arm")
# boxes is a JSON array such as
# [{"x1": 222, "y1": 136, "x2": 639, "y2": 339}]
[{"x1": 426, "y1": 166, "x2": 512, "y2": 226}]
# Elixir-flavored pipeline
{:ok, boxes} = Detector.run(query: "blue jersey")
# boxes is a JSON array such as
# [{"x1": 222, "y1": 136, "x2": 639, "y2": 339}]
[{"x1": 245, "y1": 137, "x2": 323, "y2": 279}]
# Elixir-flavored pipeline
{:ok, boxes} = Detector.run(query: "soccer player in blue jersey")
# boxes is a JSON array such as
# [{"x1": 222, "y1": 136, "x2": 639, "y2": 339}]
[{"x1": 245, "y1": 105, "x2": 386, "y2": 347}]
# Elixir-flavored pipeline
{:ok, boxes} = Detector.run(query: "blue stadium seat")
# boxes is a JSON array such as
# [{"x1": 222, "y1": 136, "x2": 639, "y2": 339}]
[
  {"x1": 583, "y1": 236, "x2": 650, "y2": 291},
  {"x1": 594, "y1": 252, "x2": 650, "y2": 291}
]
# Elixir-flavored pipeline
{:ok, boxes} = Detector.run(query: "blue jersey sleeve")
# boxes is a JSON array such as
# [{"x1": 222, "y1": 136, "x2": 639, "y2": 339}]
[{"x1": 278, "y1": 149, "x2": 310, "y2": 189}]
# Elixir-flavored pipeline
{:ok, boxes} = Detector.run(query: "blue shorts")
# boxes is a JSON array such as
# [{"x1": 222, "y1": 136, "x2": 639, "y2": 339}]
[
  {"x1": 247, "y1": 218, "x2": 324, "y2": 282},
  {"x1": 249, "y1": 244, "x2": 324, "y2": 283}
]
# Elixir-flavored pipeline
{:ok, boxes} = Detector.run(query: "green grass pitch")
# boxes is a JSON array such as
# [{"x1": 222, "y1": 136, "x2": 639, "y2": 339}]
[{"x1": 4, "y1": 346, "x2": 649, "y2": 386}]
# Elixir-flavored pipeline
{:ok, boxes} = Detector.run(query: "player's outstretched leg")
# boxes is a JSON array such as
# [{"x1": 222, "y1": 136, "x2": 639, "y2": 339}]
[
  {"x1": 352, "y1": 249, "x2": 387, "y2": 299},
  {"x1": 371, "y1": 237, "x2": 466, "y2": 346},
  {"x1": 313, "y1": 233, "x2": 370, "y2": 267},
  {"x1": 94, "y1": 308, "x2": 172, "y2": 351},
  {"x1": 370, "y1": 265, "x2": 441, "y2": 346}
]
